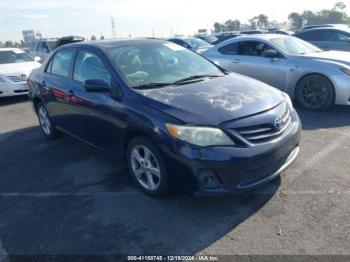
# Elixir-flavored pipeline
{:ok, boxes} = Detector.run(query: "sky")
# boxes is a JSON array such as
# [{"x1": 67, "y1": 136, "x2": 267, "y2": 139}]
[{"x1": 0, "y1": 0, "x2": 349, "y2": 42}]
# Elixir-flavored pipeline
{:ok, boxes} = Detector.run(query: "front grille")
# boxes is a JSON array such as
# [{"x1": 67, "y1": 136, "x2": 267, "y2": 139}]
[
  {"x1": 234, "y1": 104, "x2": 292, "y2": 144},
  {"x1": 7, "y1": 75, "x2": 26, "y2": 82},
  {"x1": 238, "y1": 153, "x2": 290, "y2": 187}
]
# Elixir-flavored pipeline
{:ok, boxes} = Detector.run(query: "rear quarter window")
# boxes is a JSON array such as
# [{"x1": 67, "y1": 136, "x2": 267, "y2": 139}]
[{"x1": 218, "y1": 43, "x2": 238, "y2": 55}]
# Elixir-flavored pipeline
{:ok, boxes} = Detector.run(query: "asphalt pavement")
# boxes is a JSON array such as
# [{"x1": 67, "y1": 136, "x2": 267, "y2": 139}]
[{"x1": 0, "y1": 96, "x2": 349, "y2": 259}]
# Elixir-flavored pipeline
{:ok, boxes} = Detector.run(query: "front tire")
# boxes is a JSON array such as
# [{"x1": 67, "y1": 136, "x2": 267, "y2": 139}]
[
  {"x1": 37, "y1": 103, "x2": 61, "y2": 139},
  {"x1": 126, "y1": 136, "x2": 169, "y2": 197},
  {"x1": 295, "y1": 74, "x2": 334, "y2": 111}
]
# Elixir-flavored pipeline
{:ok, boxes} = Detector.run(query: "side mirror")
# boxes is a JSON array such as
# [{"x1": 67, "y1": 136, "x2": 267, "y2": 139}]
[
  {"x1": 34, "y1": 56, "x2": 42, "y2": 62},
  {"x1": 84, "y1": 79, "x2": 111, "y2": 92},
  {"x1": 261, "y1": 49, "x2": 278, "y2": 59}
]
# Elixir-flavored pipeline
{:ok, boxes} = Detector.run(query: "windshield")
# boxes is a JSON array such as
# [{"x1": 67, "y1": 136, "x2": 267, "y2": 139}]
[
  {"x1": 0, "y1": 50, "x2": 34, "y2": 64},
  {"x1": 106, "y1": 42, "x2": 223, "y2": 88},
  {"x1": 270, "y1": 36, "x2": 321, "y2": 55},
  {"x1": 202, "y1": 36, "x2": 218, "y2": 44},
  {"x1": 184, "y1": 37, "x2": 212, "y2": 49}
]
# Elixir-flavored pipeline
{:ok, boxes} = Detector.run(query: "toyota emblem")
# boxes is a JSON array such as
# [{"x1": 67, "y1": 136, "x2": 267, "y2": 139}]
[{"x1": 274, "y1": 116, "x2": 283, "y2": 129}]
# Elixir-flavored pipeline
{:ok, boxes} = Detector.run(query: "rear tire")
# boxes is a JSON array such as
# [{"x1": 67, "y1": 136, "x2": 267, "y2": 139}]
[
  {"x1": 126, "y1": 136, "x2": 169, "y2": 197},
  {"x1": 37, "y1": 103, "x2": 61, "y2": 139},
  {"x1": 295, "y1": 74, "x2": 334, "y2": 111}
]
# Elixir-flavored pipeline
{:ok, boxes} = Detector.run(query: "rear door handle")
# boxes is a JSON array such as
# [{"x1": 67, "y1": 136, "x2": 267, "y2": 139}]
[{"x1": 232, "y1": 59, "x2": 240, "y2": 64}]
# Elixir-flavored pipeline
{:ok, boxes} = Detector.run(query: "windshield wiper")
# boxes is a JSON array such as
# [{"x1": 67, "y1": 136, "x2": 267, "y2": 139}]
[
  {"x1": 132, "y1": 82, "x2": 174, "y2": 89},
  {"x1": 174, "y1": 74, "x2": 223, "y2": 84},
  {"x1": 132, "y1": 74, "x2": 223, "y2": 89}
]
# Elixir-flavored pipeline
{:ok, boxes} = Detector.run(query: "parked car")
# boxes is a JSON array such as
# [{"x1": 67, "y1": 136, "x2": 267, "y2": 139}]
[
  {"x1": 294, "y1": 27, "x2": 350, "y2": 51},
  {"x1": 196, "y1": 35, "x2": 220, "y2": 45},
  {"x1": 240, "y1": 30, "x2": 269, "y2": 35},
  {"x1": 268, "y1": 29, "x2": 293, "y2": 35},
  {"x1": 28, "y1": 39, "x2": 301, "y2": 196},
  {"x1": 203, "y1": 34, "x2": 350, "y2": 110},
  {"x1": 167, "y1": 37, "x2": 213, "y2": 53},
  {"x1": 0, "y1": 48, "x2": 41, "y2": 97},
  {"x1": 212, "y1": 32, "x2": 242, "y2": 44},
  {"x1": 301, "y1": 24, "x2": 349, "y2": 31},
  {"x1": 30, "y1": 36, "x2": 84, "y2": 63}
]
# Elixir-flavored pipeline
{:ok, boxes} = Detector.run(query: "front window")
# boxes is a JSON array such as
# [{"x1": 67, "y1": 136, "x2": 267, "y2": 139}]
[
  {"x1": 0, "y1": 50, "x2": 34, "y2": 64},
  {"x1": 73, "y1": 50, "x2": 112, "y2": 86},
  {"x1": 106, "y1": 42, "x2": 223, "y2": 88},
  {"x1": 270, "y1": 37, "x2": 321, "y2": 55},
  {"x1": 184, "y1": 38, "x2": 211, "y2": 49}
]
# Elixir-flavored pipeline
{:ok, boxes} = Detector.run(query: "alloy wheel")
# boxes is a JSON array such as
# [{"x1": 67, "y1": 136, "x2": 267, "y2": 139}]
[
  {"x1": 301, "y1": 80, "x2": 328, "y2": 108},
  {"x1": 38, "y1": 106, "x2": 51, "y2": 136},
  {"x1": 130, "y1": 145, "x2": 161, "y2": 191}
]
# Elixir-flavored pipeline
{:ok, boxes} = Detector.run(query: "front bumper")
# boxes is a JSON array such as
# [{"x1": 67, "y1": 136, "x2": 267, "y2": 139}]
[
  {"x1": 162, "y1": 110, "x2": 302, "y2": 195},
  {"x1": 331, "y1": 74, "x2": 350, "y2": 106},
  {"x1": 0, "y1": 82, "x2": 29, "y2": 97}
]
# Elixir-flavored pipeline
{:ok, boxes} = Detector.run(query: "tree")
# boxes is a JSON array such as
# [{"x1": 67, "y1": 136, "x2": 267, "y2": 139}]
[
  {"x1": 288, "y1": 2, "x2": 348, "y2": 29},
  {"x1": 90, "y1": 35, "x2": 97, "y2": 41},
  {"x1": 288, "y1": 12, "x2": 303, "y2": 29},
  {"x1": 248, "y1": 17, "x2": 258, "y2": 29},
  {"x1": 4, "y1": 41, "x2": 13, "y2": 47},
  {"x1": 224, "y1": 19, "x2": 240, "y2": 31},
  {"x1": 100, "y1": 35, "x2": 105, "y2": 40},
  {"x1": 333, "y1": 1, "x2": 346, "y2": 11},
  {"x1": 213, "y1": 22, "x2": 224, "y2": 33},
  {"x1": 257, "y1": 14, "x2": 269, "y2": 29},
  {"x1": 302, "y1": 10, "x2": 316, "y2": 25}
]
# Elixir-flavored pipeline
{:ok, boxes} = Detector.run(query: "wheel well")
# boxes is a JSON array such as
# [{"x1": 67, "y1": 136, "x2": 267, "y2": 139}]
[
  {"x1": 121, "y1": 130, "x2": 145, "y2": 153},
  {"x1": 295, "y1": 73, "x2": 335, "y2": 100},
  {"x1": 33, "y1": 97, "x2": 42, "y2": 113}
]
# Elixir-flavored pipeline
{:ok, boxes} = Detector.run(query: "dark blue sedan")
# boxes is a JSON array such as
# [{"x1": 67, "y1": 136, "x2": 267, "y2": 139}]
[{"x1": 28, "y1": 39, "x2": 301, "y2": 197}]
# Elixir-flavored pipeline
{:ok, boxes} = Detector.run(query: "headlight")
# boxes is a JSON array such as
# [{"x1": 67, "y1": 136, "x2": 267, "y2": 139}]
[
  {"x1": 340, "y1": 68, "x2": 350, "y2": 76},
  {"x1": 165, "y1": 124, "x2": 234, "y2": 147},
  {"x1": 281, "y1": 92, "x2": 293, "y2": 108}
]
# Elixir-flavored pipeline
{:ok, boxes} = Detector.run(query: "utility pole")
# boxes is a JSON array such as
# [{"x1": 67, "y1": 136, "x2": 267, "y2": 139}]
[{"x1": 111, "y1": 17, "x2": 116, "y2": 38}]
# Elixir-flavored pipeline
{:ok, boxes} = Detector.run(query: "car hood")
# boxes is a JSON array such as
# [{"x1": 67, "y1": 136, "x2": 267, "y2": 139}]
[
  {"x1": 301, "y1": 50, "x2": 350, "y2": 66},
  {"x1": 138, "y1": 74, "x2": 284, "y2": 125},
  {"x1": 0, "y1": 61, "x2": 41, "y2": 76}
]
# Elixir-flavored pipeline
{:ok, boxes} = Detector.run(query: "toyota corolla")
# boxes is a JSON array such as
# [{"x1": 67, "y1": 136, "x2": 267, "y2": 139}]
[{"x1": 28, "y1": 39, "x2": 301, "y2": 197}]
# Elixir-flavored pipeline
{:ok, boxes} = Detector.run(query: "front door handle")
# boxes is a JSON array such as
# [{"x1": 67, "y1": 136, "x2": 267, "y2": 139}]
[
  {"x1": 232, "y1": 59, "x2": 240, "y2": 64},
  {"x1": 68, "y1": 90, "x2": 75, "y2": 95}
]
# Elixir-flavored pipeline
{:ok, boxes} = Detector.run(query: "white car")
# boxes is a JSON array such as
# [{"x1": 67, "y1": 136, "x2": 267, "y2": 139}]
[{"x1": 0, "y1": 48, "x2": 41, "y2": 97}]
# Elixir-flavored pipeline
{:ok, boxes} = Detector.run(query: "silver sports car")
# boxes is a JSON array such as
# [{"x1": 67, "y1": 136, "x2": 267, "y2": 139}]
[{"x1": 203, "y1": 34, "x2": 350, "y2": 110}]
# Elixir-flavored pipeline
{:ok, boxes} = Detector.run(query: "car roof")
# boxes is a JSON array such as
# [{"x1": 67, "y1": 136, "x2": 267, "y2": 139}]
[
  {"x1": 210, "y1": 34, "x2": 291, "y2": 49},
  {"x1": 302, "y1": 24, "x2": 348, "y2": 29},
  {"x1": 233, "y1": 34, "x2": 290, "y2": 40},
  {"x1": 60, "y1": 38, "x2": 170, "y2": 49},
  {"x1": 297, "y1": 27, "x2": 350, "y2": 33},
  {"x1": 0, "y1": 48, "x2": 24, "y2": 52}
]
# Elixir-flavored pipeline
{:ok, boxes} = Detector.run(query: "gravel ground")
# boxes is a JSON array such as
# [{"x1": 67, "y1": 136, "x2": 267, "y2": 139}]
[{"x1": 0, "y1": 96, "x2": 349, "y2": 260}]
